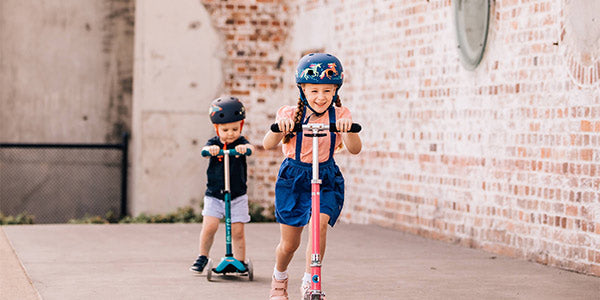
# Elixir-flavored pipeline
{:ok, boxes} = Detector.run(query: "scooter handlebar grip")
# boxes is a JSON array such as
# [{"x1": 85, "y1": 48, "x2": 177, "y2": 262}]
[
  {"x1": 201, "y1": 148, "x2": 252, "y2": 157},
  {"x1": 270, "y1": 123, "x2": 303, "y2": 133},
  {"x1": 329, "y1": 123, "x2": 362, "y2": 133}
]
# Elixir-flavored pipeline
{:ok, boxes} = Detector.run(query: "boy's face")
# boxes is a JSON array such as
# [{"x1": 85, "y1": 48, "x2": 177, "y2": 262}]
[
  {"x1": 302, "y1": 83, "x2": 337, "y2": 114},
  {"x1": 217, "y1": 120, "x2": 242, "y2": 144}
]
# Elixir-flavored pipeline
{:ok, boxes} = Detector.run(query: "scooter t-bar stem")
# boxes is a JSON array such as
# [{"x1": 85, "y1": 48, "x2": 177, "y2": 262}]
[
  {"x1": 201, "y1": 148, "x2": 251, "y2": 199},
  {"x1": 270, "y1": 123, "x2": 362, "y2": 133}
]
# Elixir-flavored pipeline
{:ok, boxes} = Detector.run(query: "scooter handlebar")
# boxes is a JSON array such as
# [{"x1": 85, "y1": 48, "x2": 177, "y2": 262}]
[
  {"x1": 270, "y1": 123, "x2": 302, "y2": 132},
  {"x1": 270, "y1": 123, "x2": 362, "y2": 133},
  {"x1": 201, "y1": 148, "x2": 252, "y2": 157}
]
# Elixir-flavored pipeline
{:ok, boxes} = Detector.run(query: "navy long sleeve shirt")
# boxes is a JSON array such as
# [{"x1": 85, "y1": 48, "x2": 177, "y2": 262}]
[{"x1": 204, "y1": 136, "x2": 250, "y2": 200}]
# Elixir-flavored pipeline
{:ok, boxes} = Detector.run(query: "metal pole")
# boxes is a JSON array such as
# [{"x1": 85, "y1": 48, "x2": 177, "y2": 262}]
[
  {"x1": 310, "y1": 127, "x2": 323, "y2": 295},
  {"x1": 224, "y1": 151, "x2": 233, "y2": 256},
  {"x1": 120, "y1": 132, "x2": 129, "y2": 218}
]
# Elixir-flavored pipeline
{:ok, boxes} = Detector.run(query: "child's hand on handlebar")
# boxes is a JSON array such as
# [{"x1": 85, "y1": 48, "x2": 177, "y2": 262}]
[
  {"x1": 277, "y1": 118, "x2": 295, "y2": 134},
  {"x1": 235, "y1": 144, "x2": 254, "y2": 156},
  {"x1": 336, "y1": 118, "x2": 353, "y2": 133},
  {"x1": 204, "y1": 145, "x2": 220, "y2": 156}
]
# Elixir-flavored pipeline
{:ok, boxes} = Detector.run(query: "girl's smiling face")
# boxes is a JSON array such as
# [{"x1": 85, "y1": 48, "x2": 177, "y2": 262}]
[
  {"x1": 302, "y1": 83, "x2": 337, "y2": 114},
  {"x1": 217, "y1": 120, "x2": 242, "y2": 144}
]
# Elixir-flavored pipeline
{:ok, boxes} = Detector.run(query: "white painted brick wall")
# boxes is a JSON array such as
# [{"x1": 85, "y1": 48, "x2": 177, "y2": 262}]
[{"x1": 202, "y1": 0, "x2": 600, "y2": 276}]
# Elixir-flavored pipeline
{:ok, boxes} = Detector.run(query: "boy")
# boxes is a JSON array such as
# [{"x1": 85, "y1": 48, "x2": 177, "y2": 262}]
[{"x1": 189, "y1": 96, "x2": 254, "y2": 273}]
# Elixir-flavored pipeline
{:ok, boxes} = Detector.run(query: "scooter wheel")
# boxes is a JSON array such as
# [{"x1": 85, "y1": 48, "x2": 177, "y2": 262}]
[
  {"x1": 246, "y1": 258, "x2": 253, "y2": 281},
  {"x1": 206, "y1": 258, "x2": 213, "y2": 281},
  {"x1": 310, "y1": 294, "x2": 326, "y2": 300},
  {"x1": 306, "y1": 292, "x2": 326, "y2": 300}
]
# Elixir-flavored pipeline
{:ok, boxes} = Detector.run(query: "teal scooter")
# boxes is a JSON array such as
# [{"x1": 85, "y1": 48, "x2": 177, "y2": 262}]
[{"x1": 201, "y1": 148, "x2": 253, "y2": 282}]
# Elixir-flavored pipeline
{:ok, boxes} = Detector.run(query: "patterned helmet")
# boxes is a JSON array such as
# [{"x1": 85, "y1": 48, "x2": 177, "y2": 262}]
[
  {"x1": 295, "y1": 53, "x2": 344, "y2": 107},
  {"x1": 209, "y1": 96, "x2": 246, "y2": 124},
  {"x1": 295, "y1": 53, "x2": 344, "y2": 87}
]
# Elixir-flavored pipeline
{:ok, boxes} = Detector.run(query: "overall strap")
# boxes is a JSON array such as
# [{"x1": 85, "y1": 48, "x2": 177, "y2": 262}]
[
  {"x1": 294, "y1": 105, "x2": 337, "y2": 161},
  {"x1": 328, "y1": 105, "x2": 336, "y2": 159},
  {"x1": 294, "y1": 106, "x2": 307, "y2": 161}
]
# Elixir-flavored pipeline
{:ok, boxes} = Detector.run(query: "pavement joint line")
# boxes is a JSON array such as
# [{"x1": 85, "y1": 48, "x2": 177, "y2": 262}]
[{"x1": 0, "y1": 226, "x2": 41, "y2": 300}]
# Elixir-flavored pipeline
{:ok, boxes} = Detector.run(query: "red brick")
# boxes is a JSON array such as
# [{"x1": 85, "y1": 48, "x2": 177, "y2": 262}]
[
  {"x1": 580, "y1": 149, "x2": 593, "y2": 161},
  {"x1": 591, "y1": 265, "x2": 600, "y2": 277},
  {"x1": 581, "y1": 120, "x2": 593, "y2": 131},
  {"x1": 565, "y1": 205, "x2": 578, "y2": 217}
]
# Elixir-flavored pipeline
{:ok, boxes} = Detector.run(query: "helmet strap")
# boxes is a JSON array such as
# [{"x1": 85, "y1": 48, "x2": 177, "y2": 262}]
[
  {"x1": 213, "y1": 124, "x2": 220, "y2": 137},
  {"x1": 212, "y1": 124, "x2": 224, "y2": 162}
]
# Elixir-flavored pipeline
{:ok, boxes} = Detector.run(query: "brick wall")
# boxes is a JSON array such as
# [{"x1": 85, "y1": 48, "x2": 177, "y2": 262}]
[
  {"x1": 201, "y1": 0, "x2": 600, "y2": 276},
  {"x1": 199, "y1": 0, "x2": 297, "y2": 208}
]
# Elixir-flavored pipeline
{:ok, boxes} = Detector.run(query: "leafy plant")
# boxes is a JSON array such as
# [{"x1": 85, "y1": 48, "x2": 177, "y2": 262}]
[
  {"x1": 68, "y1": 214, "x2": 108, "y2": 224},
  {"x1": 0, "y1": 212, "x2": 35, "y2": 225},
  {"x1": 6, "y1": 201, "x2": 275, "y2": 225},
  {"x1": 119, "y1": 206, "x2": 203, "y2": 224},
  {"x1": 249, "y1": 202, "x2": 276, "y2": 222}
]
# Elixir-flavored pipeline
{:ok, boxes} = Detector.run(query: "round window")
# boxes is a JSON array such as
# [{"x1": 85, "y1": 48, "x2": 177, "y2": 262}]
[
  {"x1": 561, "y1": 0, "x2": 600, "y2": 87},
  {"x1": 454, "y1": 0, "x2": 491, "y2": 70}
]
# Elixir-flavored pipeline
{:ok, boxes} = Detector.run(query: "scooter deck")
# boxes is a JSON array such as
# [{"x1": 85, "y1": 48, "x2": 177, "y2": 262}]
[{"x1": 212, "y1": 256, "x2": 247, "y2": 274}]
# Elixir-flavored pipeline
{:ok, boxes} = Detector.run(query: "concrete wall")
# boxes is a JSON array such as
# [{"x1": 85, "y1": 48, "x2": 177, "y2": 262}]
[
  {"x1": 0, "y1": 0, "x2": 134, "y2": 222},
  {"x1": 0, "y1": 0, "x2": 133, "y2": 143},
  {"x1": 130, "y1": 0, "x2": 222, "y2": 215}
]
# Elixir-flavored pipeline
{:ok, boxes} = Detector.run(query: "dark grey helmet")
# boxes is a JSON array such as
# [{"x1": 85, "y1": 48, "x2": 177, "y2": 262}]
[{"x1": 209, "y1": 96, "x2": 246, "y2": 124}]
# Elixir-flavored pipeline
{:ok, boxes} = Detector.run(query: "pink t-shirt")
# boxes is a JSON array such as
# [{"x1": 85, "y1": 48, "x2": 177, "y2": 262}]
[{"x1": 276, "y1": 105, "x2": 352, "y2": 163}]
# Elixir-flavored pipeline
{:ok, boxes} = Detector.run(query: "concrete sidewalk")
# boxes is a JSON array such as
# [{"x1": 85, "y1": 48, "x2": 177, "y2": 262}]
[
  {"x1": 0, "y1": 228, "x2": 39, "y2": 300},
  {"x1": 1, "y1": 223, "x2": 599, "y2": 300}
]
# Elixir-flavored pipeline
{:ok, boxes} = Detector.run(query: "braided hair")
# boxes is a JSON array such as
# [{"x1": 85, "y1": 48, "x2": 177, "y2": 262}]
[{"x1": 282, "y1": 99, "x2": 304, "y2": 144}]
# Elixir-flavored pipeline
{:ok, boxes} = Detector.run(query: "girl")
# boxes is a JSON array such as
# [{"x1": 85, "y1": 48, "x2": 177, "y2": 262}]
[{"x1": 263, "y1": 53, "x2": 362, "y2": 300}]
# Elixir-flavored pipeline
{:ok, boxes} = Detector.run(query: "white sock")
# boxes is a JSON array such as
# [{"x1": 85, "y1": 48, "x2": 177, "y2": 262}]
[
  {"x1": 273, "y1": 267, "x2": 288, "y2": 280},
  {"x1": 302, "y1": 272, "x2": 311, "y2": 285}
]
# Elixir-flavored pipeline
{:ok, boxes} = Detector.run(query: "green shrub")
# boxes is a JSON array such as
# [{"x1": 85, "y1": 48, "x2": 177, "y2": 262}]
[
  {"x1": 249, "y1": 202, "x2": 276, "y2": 223},
  {"x1": 68, "y1": 210, "x2": 121, "y2": 224},
  {"x1": 68, "y1": 214, "x2": 108, "y2": 224},
  {"x1": 0, "y1": 212, "x2": 35, "y2": 225},
  {"x1": 118, "y1": 206, "x2": 203, "y2": 224},
  {"x1": 6, "y1": 201, "x2": 275, "y2": 225}
]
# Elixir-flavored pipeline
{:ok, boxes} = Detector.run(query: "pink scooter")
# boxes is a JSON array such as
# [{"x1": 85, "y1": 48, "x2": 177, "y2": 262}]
[{"x1": 271, "y1": 122, "x2": 361, "y2": 299}]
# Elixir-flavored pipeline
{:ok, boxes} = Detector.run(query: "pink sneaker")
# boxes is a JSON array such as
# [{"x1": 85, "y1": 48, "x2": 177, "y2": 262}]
[
  {"x1": 301, "y1": 281, "x2": 310, "y2": 299},
  {"x1": 301, "y1": 282, "x2": 326, "y2": 300},
  {"x1": 269, "y1": 276, "x2": 289, "y2": 300}
]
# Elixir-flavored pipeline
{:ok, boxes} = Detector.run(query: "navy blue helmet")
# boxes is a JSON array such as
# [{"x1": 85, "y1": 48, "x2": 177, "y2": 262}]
[
  {"x1": 209, "y1": 96, "x2": 246, "y2": 124},
  {"x1": 295, "y1": 53, "x2": 345, "y2": 114}
]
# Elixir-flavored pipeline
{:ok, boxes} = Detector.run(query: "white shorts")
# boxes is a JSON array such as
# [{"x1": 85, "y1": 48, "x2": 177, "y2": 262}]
[{"x1": 202, "y1": 194, "x2": 251, "y2": 223}]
